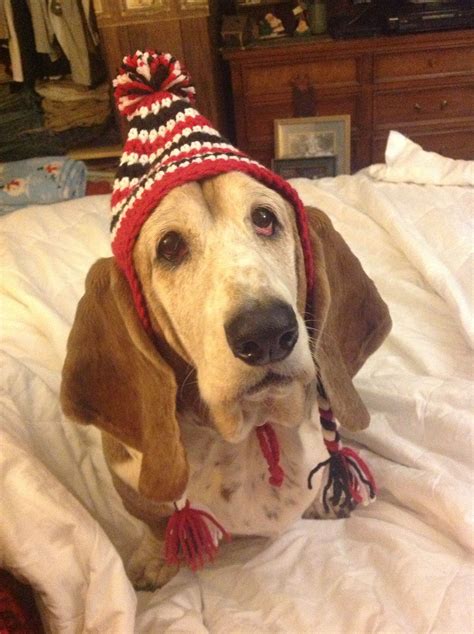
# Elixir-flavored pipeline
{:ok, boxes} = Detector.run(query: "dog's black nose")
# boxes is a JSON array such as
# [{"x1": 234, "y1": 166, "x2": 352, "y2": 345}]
[{"x1": 225, "y1": 300, "x2": 299, "y2": 366}]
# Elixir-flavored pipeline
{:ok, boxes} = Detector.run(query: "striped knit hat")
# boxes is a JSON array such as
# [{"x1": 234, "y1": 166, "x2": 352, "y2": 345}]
[{"x1": 111, "y1": 50, "x2": 315, "y2": 330}]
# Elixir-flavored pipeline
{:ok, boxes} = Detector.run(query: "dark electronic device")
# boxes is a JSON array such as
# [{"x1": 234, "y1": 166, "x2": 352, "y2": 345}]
[{"x1": 329, "y1": 0, "x2": 474, "y2": 38}]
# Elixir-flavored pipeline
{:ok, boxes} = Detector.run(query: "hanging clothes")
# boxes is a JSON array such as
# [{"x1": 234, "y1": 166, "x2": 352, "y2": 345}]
[
  {"x1": 1, "y1": 0, "x2": 71, "y2": 85},
  {"x1": 9, "y1": 0, "x2": 39, "y2": 86},
  {"x1": 1, "y1": 0, "x2": 103, "y2": 87},
  {"x1": 47, "y1": 0, "x2": 102, "y2": 86},
  {"x1": 2, "y1": 0, "x2": 23, "y2": 82},
  {"x1": 26, "y1": 0, "x2": 59, "y2": 61}
]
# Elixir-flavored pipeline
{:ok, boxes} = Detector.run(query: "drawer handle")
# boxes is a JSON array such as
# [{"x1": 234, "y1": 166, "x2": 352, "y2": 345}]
[
  {"x1": 414, "y1": 103, "x2": 422, "y2": 112},
  {"x1": 440, "y1": 99, "x2": 448, "y2": 110},
  {"x1": 289, "y1": 74, "x2": 312, "y2": 89}
]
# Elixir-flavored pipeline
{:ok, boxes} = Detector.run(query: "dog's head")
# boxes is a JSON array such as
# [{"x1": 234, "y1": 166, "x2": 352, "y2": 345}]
[
  {"x1": 61, "y1": 171, "x2": 391, "y2": 503},
  {"x1": 133, "y1": 172, "x2": 315, "y2": 443}
]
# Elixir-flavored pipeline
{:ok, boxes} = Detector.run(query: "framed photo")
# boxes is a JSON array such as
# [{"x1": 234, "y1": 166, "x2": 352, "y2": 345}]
[
  {"x1": 178, "y1": 0, "x2": 209, "y2": 11},
  {"x1": 271, "y1": 156, "x2": 336, "y2": 180},
  {"x1": 122, "y1": 0, "x2": 165, "y2": 11},
  {"x1": 274, "y1": 115, "x2": 351, "y2": 175}
]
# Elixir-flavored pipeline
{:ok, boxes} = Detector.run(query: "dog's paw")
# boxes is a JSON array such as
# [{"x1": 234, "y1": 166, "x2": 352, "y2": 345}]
[
  {"x1": 126, "y1": 530, "x2": 178, "y2": 591},
  {"x1": 128, "y1": 554, "x2": 178, "y2": 591}
]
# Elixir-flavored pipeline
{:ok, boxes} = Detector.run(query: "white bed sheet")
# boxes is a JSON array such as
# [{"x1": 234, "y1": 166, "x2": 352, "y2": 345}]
[{"x1": 0, "y1": 168, "x2": 473, "y2": 632}]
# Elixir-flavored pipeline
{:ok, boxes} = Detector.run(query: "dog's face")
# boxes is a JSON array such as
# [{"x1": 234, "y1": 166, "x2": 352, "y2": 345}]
[{"x1": 134, "y1": 172, "x2": 316, "y2": 442}]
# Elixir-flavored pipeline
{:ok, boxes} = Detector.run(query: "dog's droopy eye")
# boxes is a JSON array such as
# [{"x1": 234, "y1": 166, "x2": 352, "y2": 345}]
[
  {"x1": 157, "y1": 231, "x2": 188, "y2": 264},
  {"x1": 251, "y1": 207, "x2": 277, "y2": 237}
]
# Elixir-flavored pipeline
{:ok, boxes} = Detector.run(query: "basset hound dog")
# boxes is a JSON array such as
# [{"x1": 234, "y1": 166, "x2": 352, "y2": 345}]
[{"x1": 60, "y1": 51, "x2": 391, "y2": 589}]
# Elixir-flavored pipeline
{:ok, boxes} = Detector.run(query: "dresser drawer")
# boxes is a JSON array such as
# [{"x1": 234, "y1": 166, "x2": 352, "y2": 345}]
[
  {"x1": 374, "y1": 46, "x2": 474, "y2": 83},
  {"x1": 245, "y1": 93, "x2": 362, "y2": 142},
  {"x1": 245, "y1": 101, "x2": 292, "y2": 142},
  {"x1": 374, "y1": 83, "x2": 474, "y2": 126},
  {"x1": 244, "y1": 57, "x2": 359, "y2": 97}
]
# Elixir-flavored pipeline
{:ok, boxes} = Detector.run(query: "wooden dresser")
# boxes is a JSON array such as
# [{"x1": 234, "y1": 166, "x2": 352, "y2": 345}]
[{"x1": 223, "y1": 29, "x2": 474, "y2": 171}]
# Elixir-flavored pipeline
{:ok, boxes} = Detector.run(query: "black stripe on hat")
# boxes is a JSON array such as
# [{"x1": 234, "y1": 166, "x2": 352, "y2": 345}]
[
  {"x1": 114, "y1": 131, "x2": 228, "y2": 182},
  {"x1": 130, "y1": 98, "x2": 192, "y2": 132},
  {"x1": 147, "y1": 131, "x2": 229, "y2": 166},
  {"x1": 115, "y1": 161, "x2": 150, "y2": 182}
]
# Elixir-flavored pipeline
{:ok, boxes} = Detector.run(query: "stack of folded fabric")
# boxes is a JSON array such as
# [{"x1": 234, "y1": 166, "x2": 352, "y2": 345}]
[
  {"x1": 0, "y1": 87, "x2": 44, "y2": 154},
  {"x1": 35, "y1": 78, "x2": 111, "y2": 132},
  {"x1": 0, "y1": 85, "x2": 65, "y2": 161},
  {"x1": 0, "y1": 156, "x2": 86, "y2": 215},
  {"x1": 0, "y1": 81, "x2": 115, "y2": 161}
]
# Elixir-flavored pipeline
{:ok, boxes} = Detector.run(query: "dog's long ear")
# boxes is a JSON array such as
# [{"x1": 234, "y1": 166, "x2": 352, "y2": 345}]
[
  {"x1": 306, "y1": 207, "x2": 391, "y2": 431},
  {"x1": 60, "y1": 257, "x2": 188, "y2": 502}
]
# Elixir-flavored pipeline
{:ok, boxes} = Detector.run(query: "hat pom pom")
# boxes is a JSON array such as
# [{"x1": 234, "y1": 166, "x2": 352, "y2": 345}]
[{"x1": 113, "y1": 50, "x2": 196, "y2": 119}]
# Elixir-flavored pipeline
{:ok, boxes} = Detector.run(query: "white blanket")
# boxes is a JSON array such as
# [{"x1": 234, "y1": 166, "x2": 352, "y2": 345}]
[
  {"x1": 1, "y1": 150, "x2": 473, "y2": 632},
  {"x1": 368, "y1": 130, "x2": 474, "y2": 187}
]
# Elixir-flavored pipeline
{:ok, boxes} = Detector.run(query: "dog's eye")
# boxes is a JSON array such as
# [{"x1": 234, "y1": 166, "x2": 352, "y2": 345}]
[
  {"x1": 251, "y1": 207, "x2": 277, "y2": 237},
  {"x1": 157, "y1": 231, "x2": 188, "y2": 264}
]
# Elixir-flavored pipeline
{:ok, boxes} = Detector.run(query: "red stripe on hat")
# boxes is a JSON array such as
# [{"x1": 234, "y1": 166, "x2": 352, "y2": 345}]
[
  {"x1": 123, "y1": 113, "x2": 217, "y2": 156},
  {"x1": 111, "y1": 184, "x2": 134, "y2": 209}
]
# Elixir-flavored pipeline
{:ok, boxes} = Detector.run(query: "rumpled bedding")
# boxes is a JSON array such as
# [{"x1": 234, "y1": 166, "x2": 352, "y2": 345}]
[
  {"x1": 368, "y1": 130, "x2": 474, "y2": 187},
  {"x1": 0, "y1": 137, "x2": 473, "y2": 633},
  {"x1": 0, "y1": 156, "x2": 86, "y2": 215}
]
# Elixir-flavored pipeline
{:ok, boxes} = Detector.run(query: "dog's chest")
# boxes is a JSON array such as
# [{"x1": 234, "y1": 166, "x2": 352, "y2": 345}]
[{"x1": 180, "y1": 415, "x2": 327, "y2": 536}]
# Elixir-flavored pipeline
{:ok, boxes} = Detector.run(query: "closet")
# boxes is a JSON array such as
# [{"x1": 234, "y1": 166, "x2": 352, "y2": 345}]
[
  {"x1": 0, "y1": 0, "x2": 227, "y2": 166},
  {"x1": 0, "y1": 0, "x2": 119, "y2": 164}
]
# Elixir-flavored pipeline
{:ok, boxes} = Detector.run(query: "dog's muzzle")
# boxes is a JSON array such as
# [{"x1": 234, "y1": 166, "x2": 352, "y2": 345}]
[{"x1": 224, "y1": 299, "x2": 298, "y2": 366}]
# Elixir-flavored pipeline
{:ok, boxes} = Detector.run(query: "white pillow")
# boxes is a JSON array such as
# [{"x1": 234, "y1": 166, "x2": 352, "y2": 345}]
[{"x1": 368, "y1": 131, "x2": 474, "y2": 186}]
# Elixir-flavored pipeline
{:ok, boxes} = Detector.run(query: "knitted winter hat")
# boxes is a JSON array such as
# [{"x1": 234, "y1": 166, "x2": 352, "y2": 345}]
[
  {"x1": 110, "y1": 51, "x2": 376, "y2": 571},
  {"x1": 111, "y1": 50, "x2": 314, "y2": 331}
]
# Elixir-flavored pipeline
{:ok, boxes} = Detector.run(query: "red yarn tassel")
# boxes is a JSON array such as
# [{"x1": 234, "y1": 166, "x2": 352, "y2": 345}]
[
  {"x1": 256, "y1": 423, "x2": 285, "y2": 487},
  {"x1": 165, "y1": 501, "x2": 231, "y2": 571}
]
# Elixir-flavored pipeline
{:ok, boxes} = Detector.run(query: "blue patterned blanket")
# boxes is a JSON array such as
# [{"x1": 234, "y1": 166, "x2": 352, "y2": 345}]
[{"x1": 0, "y1": 157, "x2": 87, "y2": 215}]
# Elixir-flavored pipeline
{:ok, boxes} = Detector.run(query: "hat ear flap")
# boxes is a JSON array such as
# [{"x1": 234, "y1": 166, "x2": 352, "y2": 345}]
[
  {"x1": 306, "y1": 207, "x2": 391, "y2": 431},
  {"x1": 61, "y1": 258, "x2": 189, "y2": 502}
]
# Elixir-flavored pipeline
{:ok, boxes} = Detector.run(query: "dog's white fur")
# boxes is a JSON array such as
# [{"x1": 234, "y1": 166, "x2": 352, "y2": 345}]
[{"x1": 121, "y1": 399, "x2": 327, "y2": 588}]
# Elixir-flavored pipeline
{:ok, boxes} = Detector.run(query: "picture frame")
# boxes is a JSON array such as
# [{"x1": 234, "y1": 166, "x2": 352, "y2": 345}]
[
  {"x1": 274, "y1": 115, "x2": 351, "y2": 175},
  {"x1": 121, "y1": 0, "x2": 166, "y2": 11},
  {"x1": 271, "y1": 156, "x2": 336, "y2": 180},
  {"x1": 178, "y1": 0, "x2": 209, "y2": 11}
]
